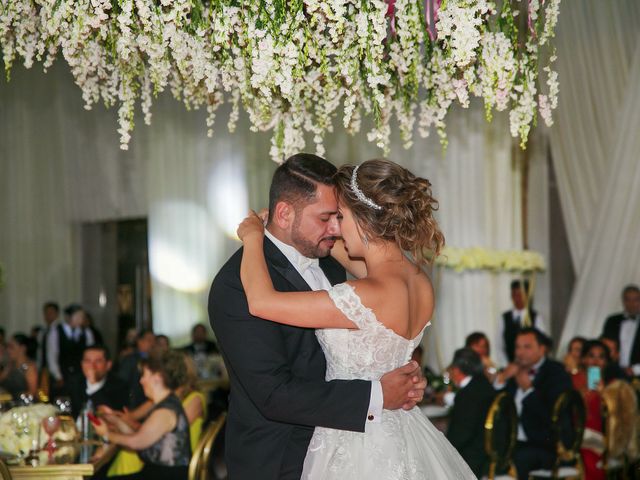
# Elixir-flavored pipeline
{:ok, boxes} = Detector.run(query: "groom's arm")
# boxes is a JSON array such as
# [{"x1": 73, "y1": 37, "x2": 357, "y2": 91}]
[{"x1": 210, "y1": 270, "x2": 372, "y2": 432}]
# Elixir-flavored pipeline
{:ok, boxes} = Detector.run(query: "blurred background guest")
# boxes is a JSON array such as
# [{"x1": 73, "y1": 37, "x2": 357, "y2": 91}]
[
  {"x1": 47, "y1": 303, "x2": 96, "y2": 395},
  {"x1": 563, "y1": 336, "x2": 586, "y2": 375},
  {"x1": 497, "y1": 281, "x2": 547, "y2": 366},
  {"x1": 37, "y1": 301, "x2": 60, "y2": 371},
  {"x1": 446, "y1": 348, "x2": 496, "y2": 478},
  {"x1": 118, "y1": 327, "x2": 139, "y2": 360},
  {"x1": 155, "y1": 335, "x2": 171, "y2": 353},
  {"x1": 68, "y1": 345, "x2": 127, "y2": 418},
  {"x1": 117, "y1": 329, "x2": 156, "y2": 409},
  {"x1": 95, "y1": 351, "x2": 192, "y2": 480},
  {"x1": 0, "y1": 333, "x2": 38, "y2": 399},
  {"x1": 601, "y1": 284, "x2": 640, "y2": 377},
  {"x1": 183, "y1": 323, "x2": 218, "y2": 356},
  {"x1": 465, "y1": 331, "x2": 497, "y2": 380}
]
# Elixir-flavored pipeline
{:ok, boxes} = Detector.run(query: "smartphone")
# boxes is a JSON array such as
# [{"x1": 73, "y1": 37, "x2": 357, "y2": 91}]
[{"x1": 587, "y1": 366, "x2": 601, "y2": 390}]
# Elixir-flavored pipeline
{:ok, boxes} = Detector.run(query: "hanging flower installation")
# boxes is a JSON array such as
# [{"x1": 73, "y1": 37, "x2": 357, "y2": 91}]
[{"x1": 0, "y1": 0, "x2": 560, "y2": 162}]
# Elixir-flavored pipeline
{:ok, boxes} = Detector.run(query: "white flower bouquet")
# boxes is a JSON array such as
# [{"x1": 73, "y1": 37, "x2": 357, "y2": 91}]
[
  {"x1": 0, "y1": 404, "x2": 57, "y2": 456},
  {"x1": 436, "y1": 246, "x2": 545, "y2": 273}
]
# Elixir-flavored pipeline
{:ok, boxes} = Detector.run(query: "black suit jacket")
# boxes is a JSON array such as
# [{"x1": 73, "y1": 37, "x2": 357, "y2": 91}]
[
  {"x1": 447, "y1": 375, "x2": 496, "y2": 477},
  {"x1": 208, "y1": 239, "x2": 371, "y2": 480},
  {"x1": 183, "y1": 340, "x2": 219, "y2": 356},
  {"x1": 602, "y1": 313, "x2": 640, "y2": 366},
  {"x1": 68, "y1": 373, "x2": 128, "y2": 418},
  {"x1": 505, "y1": 358, "x2": 572, "y2": 451}
]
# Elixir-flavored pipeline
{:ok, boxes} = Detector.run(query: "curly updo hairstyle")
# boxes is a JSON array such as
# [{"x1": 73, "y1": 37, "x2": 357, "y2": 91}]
[
  {"x1": 334, "y1": 159, "x2": 445, "y2": 266},
  {"x1": 140, "y1": 350, "x2": 188, "y2": 390}
]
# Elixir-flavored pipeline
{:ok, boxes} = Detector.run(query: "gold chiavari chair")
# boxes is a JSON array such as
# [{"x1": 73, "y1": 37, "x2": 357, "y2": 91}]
[
  {"x1": 601, "y1": 379, "x2": 638, "y2": 480},
  {"x1": 529, "y1": 389, "x2": 586, "y2": 479},
  {"x1": 484, "y1": 392, "x2": 518, "y2": 480},
  {"x1": 188, "y1": 412, "x2": 227, "y2": 480},
  {"x1": 0, "y1": 458, "x2": 12, "y2": 480}
]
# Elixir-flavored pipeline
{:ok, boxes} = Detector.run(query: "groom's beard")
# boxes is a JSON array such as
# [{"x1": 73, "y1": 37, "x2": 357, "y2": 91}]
[{"x1": 291, "y1": 229, "x2": 336, "y2": 259}]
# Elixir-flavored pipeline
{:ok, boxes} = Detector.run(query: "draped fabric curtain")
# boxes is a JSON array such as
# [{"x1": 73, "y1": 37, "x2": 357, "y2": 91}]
[
  {"x1": 551, "y1": 1, "x2": 640, "y2": 349},
  {"x1": 1, "y1": 59, "x2": 535, "y2": 366}
]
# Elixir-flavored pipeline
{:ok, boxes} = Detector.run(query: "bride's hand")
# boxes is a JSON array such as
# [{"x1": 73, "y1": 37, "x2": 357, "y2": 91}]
[{"x1": 237, "y1": 210, "x2": 265, "y2": 241}]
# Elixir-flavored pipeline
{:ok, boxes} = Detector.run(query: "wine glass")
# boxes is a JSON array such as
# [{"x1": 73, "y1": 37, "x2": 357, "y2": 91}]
[
  {"x1": 54, "y1": 397, "x2": 72, "y2": 414},
  {"x1": 42, "y1": 415, "x2": 61, "y2": 453}
]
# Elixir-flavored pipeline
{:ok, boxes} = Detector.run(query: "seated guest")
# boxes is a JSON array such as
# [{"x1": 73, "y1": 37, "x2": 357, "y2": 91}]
[
  {"x1": 68, "y1": 345, "x2": 127, "y2": 418},
  {"x1": 155, "y1": 335, "x2": 170, "y2": 353},
  {"x1": 601, "y1": 284, "x2": 640, "y2": 377},
  {"x1": 95, "y1": 351, "x2": 192, "y2": 480},
  {"x1": 0, "y1": 333, "x2": 38, "y2": 398},
  {"x1": 563, "y1": 336, "x2": 586, "y2": 375},
  {"x1": 465, "y1": 331, "x2": 497, "y2": 379},
  {"x1": 183, "y1": 323, "x2": 218, "y2": 356},
  {"x1": 497, "y1": 281, "x2": 547, "y2": 366},
  {"x1": 117, "y1": 329, "x2": 156, "y2": 408},
  {"x1": 495, "y1": 328, "x2": 572, "y2": 480},
  {"x1": 598, "y1": 335, "x2": 628, "y2": 381},
  {"x1": 446, "y1": 348, "x2": 496, "y2": 478}
]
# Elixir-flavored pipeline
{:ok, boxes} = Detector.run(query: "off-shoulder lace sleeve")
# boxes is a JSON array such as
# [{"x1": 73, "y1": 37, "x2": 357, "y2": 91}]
[{"x1": 327, "y1": 283, "x2": 379, "y2": 331}]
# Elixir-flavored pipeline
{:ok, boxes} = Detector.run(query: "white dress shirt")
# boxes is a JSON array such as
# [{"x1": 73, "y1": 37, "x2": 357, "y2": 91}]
[
  {"x1": 514, "y1": 356, "x2": 545, "y2": 441},
  {"x1": 443, "y1": 375, "x2": 472, "y2": 407},
  {"x1": 47, "y1": 322, "x2": 96, "y2": 381},
  {"x1": 497, "y1": 309, "x2": 547, "y2": 367},
  {"x1": 86, "y1": 378, "x2": 107, "y2": 396},
  {"x1": 265, "y1": 230, "x2": 384, "y2": 424}
]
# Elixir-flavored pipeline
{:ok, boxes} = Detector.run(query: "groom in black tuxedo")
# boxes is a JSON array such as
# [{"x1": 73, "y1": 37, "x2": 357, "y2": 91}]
[{"x1": 209, "y1": 154, "x2": 426, "y2": 480}]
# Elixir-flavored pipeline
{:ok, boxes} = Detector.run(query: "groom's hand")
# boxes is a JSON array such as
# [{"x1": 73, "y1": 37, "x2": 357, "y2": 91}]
[{"x1": 380, "y1": 361, "x2": 426, "y2": 410}]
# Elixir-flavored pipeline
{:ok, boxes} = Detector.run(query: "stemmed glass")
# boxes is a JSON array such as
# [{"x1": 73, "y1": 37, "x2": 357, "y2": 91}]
[{"x1": 42, "y1": 415, "x2": 61, "y2": 453}]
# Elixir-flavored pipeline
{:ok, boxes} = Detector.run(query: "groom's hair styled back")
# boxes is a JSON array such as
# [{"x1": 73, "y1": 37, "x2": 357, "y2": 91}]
[{"x1": 267, "y1": 153, "x2": 337, "y2": 223}]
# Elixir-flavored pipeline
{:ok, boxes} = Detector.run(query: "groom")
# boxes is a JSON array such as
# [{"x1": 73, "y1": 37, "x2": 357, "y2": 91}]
[{"x1": 209, "y1": 153, "x2": 426, "y2": 480}]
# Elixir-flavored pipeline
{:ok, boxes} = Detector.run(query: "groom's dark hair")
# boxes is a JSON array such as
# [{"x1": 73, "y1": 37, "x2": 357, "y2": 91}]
[{"x1": 267, "y1": 153, "x2": 337, "y2": 223}]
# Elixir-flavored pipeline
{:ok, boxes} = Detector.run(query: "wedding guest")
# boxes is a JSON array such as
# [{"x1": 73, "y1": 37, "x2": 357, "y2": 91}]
[
  {"x1": 68, "y1": 345, "x2": 127, "y2": 418},
  {"x1": 465, "y1": 331, "x2": 497, "y2": 378},
  {"x1": 446, "y1": 348, "x2": 496, "y2": 478},
  {"x1": 37, "y1": 301, "x2": 60, "y2": 370},
  {"x1": 94, "y1": 351, "x2": 192, "y2": 480},
  {"x1": 47, "y1": 304, "x2": 96, "y2": 393},
  {"x1": 497, "y1": 280, "x2": 547, "y2": 365},
  {"x1": 183, "y1": 323, "x2": 218, "y2": 356},
  {"x1": 563, "y1": 336, "x2": 586, "y2": 375},
  {"x1": 83, "y1": 311, "x2": 104, "y2": 346},
  {"x1": 155, "y1": 335, "x2": 170, "y2": 353},
  {"x1": 0, "y1": 333, "x2": 38, "y2": 399},
  {"x1": 495, "y1": 328, "x2": 571, "y2": 480},
  {"x1": 117, "y1": 329, "x2": 156, "y2": 408},
  {"x1": 601, "y1": 284, "x2": 640, "y2": 376},
  {"x1": 118, "y1": 327, "x2": 139, "y2": 360}
]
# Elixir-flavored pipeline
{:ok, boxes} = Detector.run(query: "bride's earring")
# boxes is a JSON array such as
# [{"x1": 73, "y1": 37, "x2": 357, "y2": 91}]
[{"x1": 362, "y1": 235, "x2": 369, "y2": 247}]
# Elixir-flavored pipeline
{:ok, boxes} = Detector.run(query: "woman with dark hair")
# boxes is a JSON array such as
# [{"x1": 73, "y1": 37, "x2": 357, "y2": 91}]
[
  {"x1": 465, "y1": 331, "x2": 497, "y2": 379},
  {"x1": 94, "y1": 351, "x2": 191, "y2": 480},
  {"x1": 237, "y1": 159, "x2": 475, "y2": 479},
  {"x1": 0, "y1": 333, "x2": 38, "y2": 398},
  {"x1": 564, "y1": 336, "x2": 586, "y2": 375}
]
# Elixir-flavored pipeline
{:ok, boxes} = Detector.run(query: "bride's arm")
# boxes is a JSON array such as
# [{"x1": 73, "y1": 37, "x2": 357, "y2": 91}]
[
  {"x1": 238, "y1": 213, "x2": 357, "y2": 329},
  {"x1": 330, "y1": 239, "x2": 367, "y2": 279}
]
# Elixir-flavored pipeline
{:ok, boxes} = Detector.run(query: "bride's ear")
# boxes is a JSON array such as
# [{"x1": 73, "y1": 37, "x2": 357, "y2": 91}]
[{"x1": 272, "y1": 201, "x2": 293, "y2": 229}]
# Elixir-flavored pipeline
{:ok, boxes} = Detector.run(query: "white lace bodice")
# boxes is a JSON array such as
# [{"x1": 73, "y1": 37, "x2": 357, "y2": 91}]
[{"x1": 317, "y1": 283, "x2": 429, "y2": 382}]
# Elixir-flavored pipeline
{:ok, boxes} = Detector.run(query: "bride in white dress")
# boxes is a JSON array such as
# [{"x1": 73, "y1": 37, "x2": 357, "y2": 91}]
[{"x1": 237, "y1": 159, "x2": 476, "y2": 479}]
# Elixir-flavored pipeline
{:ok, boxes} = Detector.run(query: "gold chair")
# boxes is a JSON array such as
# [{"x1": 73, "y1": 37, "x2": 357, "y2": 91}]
[
  {"x1": 0, "y1": 458, "x2": 12, "y2": 480},
  {"x1": 601, "y1": 379, "x2": 638, "y2": 479},
  {"x1": 529, "y1": 389, "x2": 586, "y2": 479},
  {"x1": 484, "y1": 392, "x2": 518, "y2": 480},
  {"x1": 188, "y1": 412, "x2": 227, "y2": 480}
]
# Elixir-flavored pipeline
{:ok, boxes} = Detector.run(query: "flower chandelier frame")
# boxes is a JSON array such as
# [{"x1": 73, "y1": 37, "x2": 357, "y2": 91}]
[{"x1": 1, "y1": 0, "x2": 560, "y2": 163}]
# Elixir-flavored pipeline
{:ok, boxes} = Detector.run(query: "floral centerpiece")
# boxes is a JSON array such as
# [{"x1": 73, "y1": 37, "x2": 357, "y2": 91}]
[
  {"x1": 0, "y1": 0, "x2": 560, "y2": 162},
  {"x1": 0, "y1": 404, "x2": 57, "y2": 456}
]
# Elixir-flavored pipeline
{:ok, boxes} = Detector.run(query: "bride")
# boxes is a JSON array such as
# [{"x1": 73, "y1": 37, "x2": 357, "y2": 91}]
[{"x1": 237, "y1": 159, "x2": 475, "y2": 479}]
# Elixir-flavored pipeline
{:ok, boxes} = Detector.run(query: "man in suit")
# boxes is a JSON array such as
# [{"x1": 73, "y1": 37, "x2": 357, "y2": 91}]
[
  {"x1": 601, "y1": 284, "x2": 640, "y2": 376},
  {"x1": 183, "y1": 323, "x2": 218, "y2": 356},
  {"x1": 497, "y1": 280, "x2": 547, "y2": 365},
  {"x1": 495, "y1": 328, "x2": 572, "y2": 479},
  {"x1": 116, "y1": 329, "x2": 156, "y2": 408},
  {"x1": 446, "y1": 348, "x2": 496, "y2": 477},
  {"x1": 69, "y1": 345, "x2": 127, "y2": 418},
  {"x1": 209, "y1": 153, "x2": 426, "y2": 480}
]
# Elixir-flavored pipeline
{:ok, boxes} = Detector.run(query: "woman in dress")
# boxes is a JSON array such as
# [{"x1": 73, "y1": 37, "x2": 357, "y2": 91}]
[
  {"x1": 237, "y1": 159, "x2": 476, "y2": 479},
  {"x1": 0, "y1": 333, "x2": 38, "y2": 399},
  {"x1": 94, "y1": 350, "x2": 191, "y2": 480}
]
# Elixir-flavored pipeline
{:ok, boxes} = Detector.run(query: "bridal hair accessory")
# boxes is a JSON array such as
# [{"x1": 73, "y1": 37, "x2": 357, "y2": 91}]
[{"x1": 350, "y1": 165, "x2": 383, "y2": 211}]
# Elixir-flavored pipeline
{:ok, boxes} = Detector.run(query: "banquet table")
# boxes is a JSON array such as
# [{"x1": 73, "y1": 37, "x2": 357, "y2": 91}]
[{"x1": 8, "y1": 440, "x2": 118, "y2": 480}]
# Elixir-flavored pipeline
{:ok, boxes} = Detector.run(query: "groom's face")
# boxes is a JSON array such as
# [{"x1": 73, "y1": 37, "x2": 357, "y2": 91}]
[{"x1": 290, "y1": 183, "x2": 340, "y2": 258}]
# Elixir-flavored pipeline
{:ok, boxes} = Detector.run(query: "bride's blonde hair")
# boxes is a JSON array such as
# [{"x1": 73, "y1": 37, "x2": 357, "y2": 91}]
[{"x1": 334, "y1": 159, "x2": 445, "y2": 266}]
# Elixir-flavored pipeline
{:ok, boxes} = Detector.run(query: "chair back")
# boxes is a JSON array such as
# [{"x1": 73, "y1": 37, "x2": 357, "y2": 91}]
[
  {"x1": 188, "y1": 412, "x2": 227, "y2": 480},
  {"x1": 0, "y1": 458, "x2": 12, "y2": 480},
  {"x1": 549, "y1": 389, "x2": 586, "y2": 476},
  {"x1": 484, "y1": 392, "x2": 518, "y2": 479},
  {"x1": 601, "y1": 379, "x2": 639, "y2": 467}
]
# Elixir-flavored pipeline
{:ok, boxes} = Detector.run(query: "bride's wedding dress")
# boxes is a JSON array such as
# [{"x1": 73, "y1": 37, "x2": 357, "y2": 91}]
[{"x1": 302, "y1": 283, "x2": 477, "y2": 479}]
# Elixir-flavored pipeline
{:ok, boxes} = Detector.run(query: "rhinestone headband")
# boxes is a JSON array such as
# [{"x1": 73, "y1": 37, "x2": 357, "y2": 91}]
[{"x1": 350, "y1": 165, "x2": 383, "y2": 210}]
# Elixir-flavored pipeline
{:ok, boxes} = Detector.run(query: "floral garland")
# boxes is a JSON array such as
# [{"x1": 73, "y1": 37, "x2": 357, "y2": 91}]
[
  {"x1": 435, "y1": 246, "x2": 545, "y2": 273},
  {"x1": 0, "y1": 0, "x2": 560, "y2": 162}
]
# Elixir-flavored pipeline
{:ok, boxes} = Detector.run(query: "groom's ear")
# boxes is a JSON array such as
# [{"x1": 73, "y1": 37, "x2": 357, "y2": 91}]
[{"x1": 272, "y1": 201, "x2": 294, "y2": 229}]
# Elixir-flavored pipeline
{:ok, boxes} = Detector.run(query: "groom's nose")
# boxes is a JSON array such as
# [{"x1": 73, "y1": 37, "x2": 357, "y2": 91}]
[{"x1": 326, "y1": 216, "x2": 340, "y2": 236}]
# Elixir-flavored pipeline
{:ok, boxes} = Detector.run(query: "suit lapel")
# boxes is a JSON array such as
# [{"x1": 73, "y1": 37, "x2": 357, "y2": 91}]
[{"x1": 263, "y1": 237, "x2": 312, "y2": 293}]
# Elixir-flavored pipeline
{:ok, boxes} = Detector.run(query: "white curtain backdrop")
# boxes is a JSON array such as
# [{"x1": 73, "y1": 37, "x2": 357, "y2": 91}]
[
  {"x1": 550, "y1": 0, "x2": 640, "y2": 349},
  {"x1": 1, "y1": 58, "x2": 544, "y2": 366}
]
